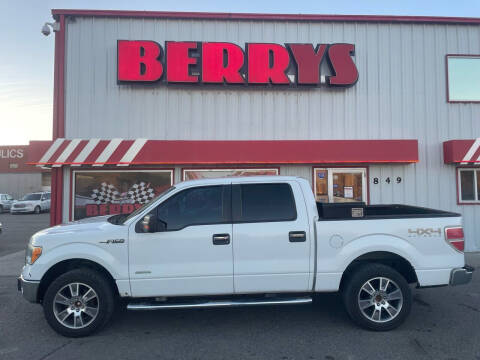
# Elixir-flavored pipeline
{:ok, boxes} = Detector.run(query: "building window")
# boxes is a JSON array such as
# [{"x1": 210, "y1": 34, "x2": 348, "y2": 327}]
[
  {"x1": 314, "y1": 168, "x2": 367, "y2": 203},
  {"x1": 182, "y1": 168, "x2": 279, "y2": 181},
  {"x1": 72, "y1": 170, "x2": 173, "y2": 220},
  {"x1": 447, "y1": 55, "x2": 480, "y2": 102},
  {"x1": 458, "y1": 168, "x2": 480, "y2": 203}
]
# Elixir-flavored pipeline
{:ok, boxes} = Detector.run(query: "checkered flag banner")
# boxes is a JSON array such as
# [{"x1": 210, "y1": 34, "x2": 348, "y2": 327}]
[
  {"x1": 91, "y1": 182, "x2": 121, "y2": 204},
  {"x1": 127, "y1": 182, "x2": 155, "y2": 204}
]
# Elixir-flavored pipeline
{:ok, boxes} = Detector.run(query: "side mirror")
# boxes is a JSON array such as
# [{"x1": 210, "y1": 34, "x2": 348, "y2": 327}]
[
  {"x1": 141, "y1": 215, "x2": 155, "y2": 233},
  {"x1": 140, "y1": 215, "x2": 166, "y2": 233}
]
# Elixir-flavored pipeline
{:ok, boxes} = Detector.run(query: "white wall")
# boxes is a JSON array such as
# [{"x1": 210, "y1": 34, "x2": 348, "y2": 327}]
[
  {"x1": 0, "y1": 173, "x2": 43, "y2": 199},
  {"x1": 62, "y1": 17, "x2": 480, "y2": 250}
]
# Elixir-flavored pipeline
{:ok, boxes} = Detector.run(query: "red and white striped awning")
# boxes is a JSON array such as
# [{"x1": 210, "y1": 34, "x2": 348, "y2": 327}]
[
  {"x1": 444, "y1": 139, "x2": 480, "y2": 164},
  {"x1": 34, "y1": 138, "x2": 148, "y2": 168},
  {"x1": 31, "y1": 138, "x2": 419, "y2": 167}
]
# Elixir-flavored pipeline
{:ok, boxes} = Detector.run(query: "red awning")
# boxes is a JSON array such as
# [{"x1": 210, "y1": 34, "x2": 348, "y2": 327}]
[
  {"x1": 444, "y1": 139, "x2": 480, "y2": 164},
  {"x1": 31, "y1": 138, "x2": 419, "y2": 167}
]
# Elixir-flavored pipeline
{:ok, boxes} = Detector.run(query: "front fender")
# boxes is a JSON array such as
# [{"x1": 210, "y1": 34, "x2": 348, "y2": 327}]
[{"x1": 21, "y1": 242, "x2": 128, "y2": 282}]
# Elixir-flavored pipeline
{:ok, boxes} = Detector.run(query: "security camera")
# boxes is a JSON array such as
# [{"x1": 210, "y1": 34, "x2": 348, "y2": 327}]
[
  {"x1": 41, "y1": 22, "x2": 59, "y2": 36},
  {"x1": 41, "y1": 23, "x2": 51, "y2": 36}
]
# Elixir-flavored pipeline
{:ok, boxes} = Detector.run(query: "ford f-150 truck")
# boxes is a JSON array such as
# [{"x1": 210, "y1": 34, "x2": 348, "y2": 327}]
[{"x1": 18, "y1": 176, "x2": 473, "y2": 337}]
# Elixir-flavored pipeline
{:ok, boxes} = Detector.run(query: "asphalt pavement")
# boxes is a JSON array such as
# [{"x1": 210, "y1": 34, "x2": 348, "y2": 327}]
[
  {"x1": 0, "y1": 213, "x2": 479, "y2": 360},
  {"x1": 0, "y1": 212, "x2": 50, "y2": 257}
]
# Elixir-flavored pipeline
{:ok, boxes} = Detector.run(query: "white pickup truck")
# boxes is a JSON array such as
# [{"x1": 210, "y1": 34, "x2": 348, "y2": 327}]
[{"x1": 18, "y1": 176, "x2": 473, "y2": 337}]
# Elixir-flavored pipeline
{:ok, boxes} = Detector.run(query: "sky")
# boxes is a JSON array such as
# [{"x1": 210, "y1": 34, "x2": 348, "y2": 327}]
[{"x1": 1, "y1": 0, "x2": 480, "y2": 145}]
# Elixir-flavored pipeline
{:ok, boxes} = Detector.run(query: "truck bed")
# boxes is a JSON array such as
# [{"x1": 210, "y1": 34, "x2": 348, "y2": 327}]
[{"x1": 316, "y1": 202, "x2": 460, "y2": 221}]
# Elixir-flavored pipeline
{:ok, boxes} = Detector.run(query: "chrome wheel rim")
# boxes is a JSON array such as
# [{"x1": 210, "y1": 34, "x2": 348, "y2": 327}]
[
  {"x1": 357, "y1": 277, "x2": 403, "y2": 323},
  {"x1": 53, "y1": 282, "x2": 99, "y2": 329}
]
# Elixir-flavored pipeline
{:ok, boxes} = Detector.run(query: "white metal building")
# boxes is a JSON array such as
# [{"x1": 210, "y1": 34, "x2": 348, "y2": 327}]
[{"x1": 35, "y1": 10, "x2": 480, "y2": 250}]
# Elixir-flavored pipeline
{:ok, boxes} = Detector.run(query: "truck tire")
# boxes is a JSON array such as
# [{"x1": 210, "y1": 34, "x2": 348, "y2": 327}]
[
  {"x1": 43, "y1": 268, "x2": 115, "y2": 337},
  {"x1": 34, "y1": 206, "x2": 41, "y2": 214},
  {"x1": 342, "y1": 263, "x2": 412, "y2": 331}
]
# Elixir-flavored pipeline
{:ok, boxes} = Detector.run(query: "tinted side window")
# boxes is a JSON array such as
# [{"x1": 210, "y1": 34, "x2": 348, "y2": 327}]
[
  {"x1": 156, "y1": 185, "x2": 230, "y2": 231},
  {"x1": 234, "y1": 183, "x2": 297, "y2": 222},
  {"x1": 45, "y1": 193, "x2": 51, "y2": 200},
  {"x1": 0, "y1": 195, "x2": 5, "y2": 200}
]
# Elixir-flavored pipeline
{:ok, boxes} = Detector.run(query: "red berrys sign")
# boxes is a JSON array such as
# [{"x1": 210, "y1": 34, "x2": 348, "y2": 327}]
[{"x1": 117, "y1": 40, "x2": 358, "y2": 87}]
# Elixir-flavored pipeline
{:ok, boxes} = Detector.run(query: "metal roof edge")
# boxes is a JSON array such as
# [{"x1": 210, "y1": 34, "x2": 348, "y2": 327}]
[{"x1": 51, "y1": 9, "x2": 480, "y2": 25}]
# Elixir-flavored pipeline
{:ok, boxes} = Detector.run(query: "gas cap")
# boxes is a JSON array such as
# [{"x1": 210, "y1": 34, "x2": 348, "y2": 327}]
[{"x1": 329, "y1": 234, "x2": 344, "y2": 249}]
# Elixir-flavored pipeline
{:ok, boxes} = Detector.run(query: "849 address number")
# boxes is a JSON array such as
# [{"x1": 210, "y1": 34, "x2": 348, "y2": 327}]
[{"x1": 373, "y1": 177, "x2": 402, "y2": 184}]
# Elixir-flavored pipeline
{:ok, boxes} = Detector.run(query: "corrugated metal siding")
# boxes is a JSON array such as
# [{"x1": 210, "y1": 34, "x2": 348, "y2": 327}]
[
  {"x1": 63, "y1": 18, "x2": 480, "y2": 250},
  {"x1": 0, "y1": 173, "x2": 43, "y2": 199}
]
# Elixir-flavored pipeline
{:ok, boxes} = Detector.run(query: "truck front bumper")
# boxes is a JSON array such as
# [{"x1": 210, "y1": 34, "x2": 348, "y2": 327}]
[
  {"x1": 450, "y1": 265, "x2": 474, "y2": 286},
  {"x1": 17, "y1": 275, "x2": 40, "y2": 303}
]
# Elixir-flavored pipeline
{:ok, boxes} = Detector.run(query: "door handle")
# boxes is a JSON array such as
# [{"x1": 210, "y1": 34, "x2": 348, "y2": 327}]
[
  {"x1": 289, "y1": 231, "x2": 306, "y2": 242},
  {"x1": 212, "y1": 234, "x2": 230, "y2": 245}
]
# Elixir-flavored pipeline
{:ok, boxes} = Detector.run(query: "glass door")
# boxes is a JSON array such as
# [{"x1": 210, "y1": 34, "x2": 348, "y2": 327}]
[{"x1": 314, "y1": 168, "x2": 367, "y2": 203}]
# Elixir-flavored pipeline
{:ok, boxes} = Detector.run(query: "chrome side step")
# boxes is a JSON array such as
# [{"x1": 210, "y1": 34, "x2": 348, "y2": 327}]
[{"x1": 127, "y1": 296, "x2": 312, "y2": 311}]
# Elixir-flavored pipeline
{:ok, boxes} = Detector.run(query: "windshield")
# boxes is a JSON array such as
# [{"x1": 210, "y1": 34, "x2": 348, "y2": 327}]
[
  {"x1": 21, "y1": 194, "x2": 42, "y2": 201},
  {"x1": 120, "y1": 186, "x2": 176, "y2": 224}
]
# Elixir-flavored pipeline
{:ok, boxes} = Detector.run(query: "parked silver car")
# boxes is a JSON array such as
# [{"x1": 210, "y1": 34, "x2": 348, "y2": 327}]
[
  {"x1": 0, "y1": 194, "x2": 15, "y2": 213},
  {"x1": 10, "y1": 192, "x2": 51, "y2": 214}
]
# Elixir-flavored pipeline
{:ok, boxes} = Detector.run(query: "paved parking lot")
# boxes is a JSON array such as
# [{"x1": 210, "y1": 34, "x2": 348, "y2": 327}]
[
  {"x1": 0, "y1": 213, "x2": 479, "y2": 360},
  {"x1": 0, "y1": 212, "x2": 50, "y2": 257}
]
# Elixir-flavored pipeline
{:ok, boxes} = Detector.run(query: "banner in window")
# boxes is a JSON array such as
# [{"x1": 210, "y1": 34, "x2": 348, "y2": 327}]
[
  {"x1": 183, "y1": 168, "x2": 279, "y2": 181},
  {"x1": 73, "y1": 170, "x2": 172, "y2": 220}
]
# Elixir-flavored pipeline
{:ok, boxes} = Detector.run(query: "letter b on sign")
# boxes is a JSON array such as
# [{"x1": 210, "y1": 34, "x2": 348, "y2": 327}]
[{"x1": 118, "y1": 40, "x2": 163, "y2": 82}]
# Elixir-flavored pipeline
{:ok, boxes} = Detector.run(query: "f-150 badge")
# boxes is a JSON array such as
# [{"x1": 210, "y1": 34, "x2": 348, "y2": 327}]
[
  {"x1": 408, "y1": 228, "x2": 441, "y2": 237},
  {"x1": 99, "y1": 239, "x2": 125, "y2": 244}
]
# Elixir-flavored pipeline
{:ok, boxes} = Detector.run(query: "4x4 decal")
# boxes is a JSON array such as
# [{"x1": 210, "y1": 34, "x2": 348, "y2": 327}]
[{"x1": 408, "y1": 228, "x2": 442, "y2": 237}]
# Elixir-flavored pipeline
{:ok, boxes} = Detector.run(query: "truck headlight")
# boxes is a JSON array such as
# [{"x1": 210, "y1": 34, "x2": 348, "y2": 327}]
[{"x1": 25, "y1": 244, "x2": 42, "y2": 265}]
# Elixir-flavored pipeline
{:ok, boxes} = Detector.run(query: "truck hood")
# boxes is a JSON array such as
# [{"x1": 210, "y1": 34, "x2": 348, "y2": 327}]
[
  {"x1": 33, "y1": 215, "x2": 118, "y2": 238},
  {"x1": 71, "y1": 215, "x2": 112, "y2": 224}
]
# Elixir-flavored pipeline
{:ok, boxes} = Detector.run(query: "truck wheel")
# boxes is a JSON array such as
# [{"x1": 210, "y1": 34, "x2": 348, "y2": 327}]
[
  {"x1": 342, "y1": 263, "x2": 412, "y2": 331},
  {"x1": 34, "y1": 206, "x2": 41, "y2": 214},
  {"x1": 43, "y1": 269, "x2": 115, "y2": 337}
]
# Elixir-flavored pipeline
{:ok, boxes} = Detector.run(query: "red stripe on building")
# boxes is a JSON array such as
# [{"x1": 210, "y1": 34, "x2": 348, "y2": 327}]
[
  {"x1": 443, "y1": 139, "x2": 480, "y2": 163},
  {"x1": 107, "y1": 140, "x2": 135, "y2": 163},
  {"x1": 83, "y1": 141, "x2": 111, "y2": 164},
  {"x1": 48, "y1": 140, "x2": 71, "y2": 165},
  {"x1": 471, "y1": 147, "x2": 480, "y2": 164},
  {"x1": 131, "y1": 140, "x2": 418, "y2": 164},
  {"x1": 31, "y1": 139, "x2": 419, "y2": 166},
  {"x1": 51, "y1": 9, "x2": 480, "y2": 25},
  {"x1": 65, "y1": 140, "x2": 89, "y2": 163}
]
